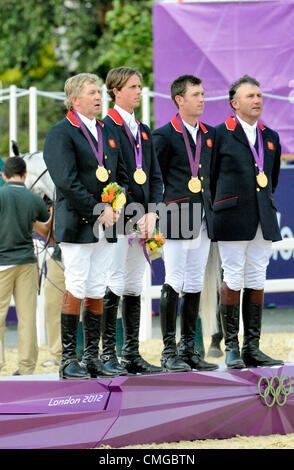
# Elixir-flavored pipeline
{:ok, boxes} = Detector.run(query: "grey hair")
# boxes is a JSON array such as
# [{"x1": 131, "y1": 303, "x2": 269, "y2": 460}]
[
  {"x1": 229, "y1": 75, "x2": 260, "y2": 110},
  {"x1": 64, "y1": 73, "x2": 100, "y2": 110}
]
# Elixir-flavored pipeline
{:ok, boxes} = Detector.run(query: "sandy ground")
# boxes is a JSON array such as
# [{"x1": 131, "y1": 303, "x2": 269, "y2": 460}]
[{"x1": 1, "y1": 331, "x2": 294, "y2": 449}]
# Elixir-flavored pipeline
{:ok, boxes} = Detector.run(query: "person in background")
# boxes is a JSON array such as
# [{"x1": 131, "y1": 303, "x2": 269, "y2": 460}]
[{"x1": 0, "y1": 156, "x2": 51, "y2": 375}]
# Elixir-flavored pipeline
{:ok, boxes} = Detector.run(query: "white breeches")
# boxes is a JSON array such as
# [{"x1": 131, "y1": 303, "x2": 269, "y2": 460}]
[
  {"x1": 218, "y1": 224, "x2": 272, "y2": 291},
  {"x1": 163, "y1": 221, "x2": 211, "y2": 294},
  {"x1": 60, "y1": 231, "x2": 112, "y2": 299},
  {"x1": 106, "y1": 235, "x2": 147, "y2": 297}
]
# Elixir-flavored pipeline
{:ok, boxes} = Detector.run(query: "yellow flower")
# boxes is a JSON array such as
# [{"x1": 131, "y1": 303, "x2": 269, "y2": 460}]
[
  {"x1": 113, "y1": 193, "x2": 126, "y2": 211},
  {"x1": 149, "y1": 241, "x2": 158, "y2": 251}
]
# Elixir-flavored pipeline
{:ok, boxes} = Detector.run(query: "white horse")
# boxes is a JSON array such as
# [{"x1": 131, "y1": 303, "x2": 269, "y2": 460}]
[{"x1": 11, "y1": 141, "x2": 55, "y2": 201}]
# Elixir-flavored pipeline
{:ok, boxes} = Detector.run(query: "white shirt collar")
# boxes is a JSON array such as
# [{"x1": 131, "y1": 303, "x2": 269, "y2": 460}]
[
  {"x1": 236, "y1": 115, "x2": 257, "y2": 145},
  {"x1": 182, "y1": 119, "x2": 199, "y2": 143},
  {"x1": 114, "y1": 104, "x2": 136, "y2": 126},
  {"x1": 77, "y1": 112, "x2": 98, "y2": 140},
  {"x1": 77, "y1": 112, "x2": 97, "y2": 129},
  {"x1": 236, "y1": 115, "x2": 257, "y2": 131}
]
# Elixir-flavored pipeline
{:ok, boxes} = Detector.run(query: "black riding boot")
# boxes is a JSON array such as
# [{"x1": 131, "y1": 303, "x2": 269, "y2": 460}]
[
  {"x1": 60, "y1": 313, "x2": 90, "y2": 379},
  {"x1": 220, "y1": 284, "x2": 245, "y2": 369},
  {"x1": 81, "y1": 298, "x2": 114, "y2": 378},
  {"x1": 178, "y1": 292, "x2": 219, "y2": 371},
  {"x1": 207, "y1": 306, "x2": 224, "y2": 358},
  {"x1": 101, "y1": 288, "x2": 127, "y2": 376},
  {"x1": 160, "y1": 284, "x2": 191, "y2": 372},
  {"x1": 120, "y1": 294, "x2": 162, "y2": 374},
  {"x1": 59, "y1": 290, "x2": 90, "y2": 380},
  {"x1": 241, "y1": 288, "x2": 284, "y2": 367},
  {"x1": 220, "y1": 304, "x2": 245, "y2": 369}
]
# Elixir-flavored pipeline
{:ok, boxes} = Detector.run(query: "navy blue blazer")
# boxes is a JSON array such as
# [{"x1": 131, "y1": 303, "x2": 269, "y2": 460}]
[
  {"x1": 152, "y1": 115, "x2": 215, "y2": 240},
  {"x1": 43, "y1": 111, "x2": 129, "y2": 243},
  {"x1": 211, "y1": 115, "x2": 282, "y2": 242},
  {"x1": 103, "y1": 109, "x2": 163, "y2": 220}
]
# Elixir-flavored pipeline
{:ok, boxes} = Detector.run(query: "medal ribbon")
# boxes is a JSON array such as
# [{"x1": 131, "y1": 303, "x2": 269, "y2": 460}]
[
  {"x1": 176, "y1": 113, "x2": 201, "y2": 178},
  {"x1": 236, "y1": 117, "x2": 264, "y2": 173},
  {"x1": 116, "y1": 111, "x2": 143, "y2": 170},
  {"x1": 128, "y1": 232, "x2": 154, "y2": 275},
  {"x1": 72, "y1": 110, "x2": 104, "y2": 167}
]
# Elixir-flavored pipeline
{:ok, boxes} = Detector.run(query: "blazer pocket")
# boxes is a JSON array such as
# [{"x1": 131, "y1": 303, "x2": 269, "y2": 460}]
[{"x1": 213, "y1": 196, "x2": 239, "y2": 212}]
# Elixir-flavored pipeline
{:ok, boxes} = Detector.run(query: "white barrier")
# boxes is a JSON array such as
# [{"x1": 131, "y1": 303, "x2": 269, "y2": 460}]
[
  {"x1": 2, "y1": 84, "x2": 293, "y2": 156},
  {"x1": 139, "y1": 238, "x2": 294, "y2": 341}
]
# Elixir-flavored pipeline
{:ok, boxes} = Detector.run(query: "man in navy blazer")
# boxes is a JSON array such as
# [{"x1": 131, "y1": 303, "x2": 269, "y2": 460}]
[
  {"x1": 44, "y1": 73, "x2": 129, "y2": 380},
  {"x1": 211, "y1": 74, "x2": 283, "y2": 369},
  {"x1": 101, "y1": 67, "x2": 163, "y2": 376},
  {"x1": 152, "y1": 75, "x2": 218, "y2": 373}
]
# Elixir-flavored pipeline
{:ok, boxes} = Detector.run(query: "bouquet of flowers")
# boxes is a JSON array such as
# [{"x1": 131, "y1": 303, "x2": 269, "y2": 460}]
[
  {"x1": 101, "y1": 182, "x2": 126, "y2": 211},
  {"x1": 145, "y1": 229, "x2": 166, "y2": 254}
]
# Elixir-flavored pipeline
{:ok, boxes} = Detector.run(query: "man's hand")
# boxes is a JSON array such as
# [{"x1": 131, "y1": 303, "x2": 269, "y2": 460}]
[
  {"x1": 99, "y1": 205, "x2": 119, "y2": 227},
  {"x1": 137, "y1": 212, "x2": 157, "y2": 239}
]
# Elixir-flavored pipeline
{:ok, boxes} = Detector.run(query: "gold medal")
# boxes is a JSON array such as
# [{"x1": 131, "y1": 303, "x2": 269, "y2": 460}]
[
  {"x1": 188, "y1": 176, "x2": 202, "y2": 193},
  {"x1": 256, "y1": 171, "x2": 268, "y2": 188},
  {"x1": 96, "y1": 165, "x2": 109, "y2": 182},
  {"x1": 134, "y1": 168, "x2": 147, "y2": 185}
]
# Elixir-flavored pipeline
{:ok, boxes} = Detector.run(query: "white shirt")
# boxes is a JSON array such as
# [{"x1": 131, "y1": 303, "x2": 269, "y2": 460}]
[
  {"x1": 77, "y1": 112, "x2": 98, "y2": 141},
  {"x1": 114, "y1": 104, "x2": 138, "y2": 138},
  {"x1": 182, "y1": 119, "x2": 199, "y2": 144},
  {"x1": 237, "y1": 115, "x2": 257, "y2": 146}
]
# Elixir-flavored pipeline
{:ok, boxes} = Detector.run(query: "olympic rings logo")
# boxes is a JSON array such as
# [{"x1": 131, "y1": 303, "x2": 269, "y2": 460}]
[{"x1": 258, "y1": 375, "x2": 292, "y2": 407}]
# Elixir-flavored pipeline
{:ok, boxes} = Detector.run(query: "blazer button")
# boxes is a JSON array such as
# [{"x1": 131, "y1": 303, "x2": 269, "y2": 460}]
[
  {"x1": 201, "y1": 188, "x2": 204, "y2": 192},
  {"x1": 108, "y1": 170, "x2": 111, "y2": 174},
  {"x1": 200, "y1": 176, "x2": 204, "y2": 181},
  {"x1": 199, "y1": 164, "x2": 202, "y2": 168},
  {"x1": 105, "y1": 155, "x2": 108, "y2": 159},
  {"x1": 256, "y1": 188, "x2": 260, "y2": 192}
]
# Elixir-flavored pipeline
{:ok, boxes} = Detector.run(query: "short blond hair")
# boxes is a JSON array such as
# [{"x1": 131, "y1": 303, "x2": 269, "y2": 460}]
[
  {"x1": 105, "y1": 67, "x2": 142, "y2": 102},
  {"x1": 64, "y1": 73, "x2": 100, "y2": 110}
]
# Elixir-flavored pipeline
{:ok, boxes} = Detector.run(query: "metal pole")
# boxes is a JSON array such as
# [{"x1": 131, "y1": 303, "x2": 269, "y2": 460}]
[
  {"x1": 101, "y1": 83, "x2": 109, "y2": 118},
  {"x1": 139, "y1": 267, "x2": 153, "y2": 341},
  {"x1": 29, "y1": 86, "x2": 38, "y2": 153},
  {"x1": 141, "y1": 87, "x2": 150, "y2": 127},
  {"x1": 9, "y1": 85, "x2": 18, "y2": 156}
]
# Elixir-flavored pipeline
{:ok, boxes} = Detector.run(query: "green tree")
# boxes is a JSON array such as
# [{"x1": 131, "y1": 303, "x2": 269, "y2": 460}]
[
  {"x1": 0, "y1": 0, "x2": 154, "y2": 156},
  {"x1": 97, "y1": 0, "x2": 154, "y2": 87}
]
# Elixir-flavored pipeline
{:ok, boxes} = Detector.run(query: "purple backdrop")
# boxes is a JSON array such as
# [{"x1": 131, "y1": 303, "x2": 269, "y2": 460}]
[
  {"x1": 153, "y1": 0, "x2": 294, "y2": 156},
  {"x1": 152, "y1": 2, "x2": 294, "y2": 308}
]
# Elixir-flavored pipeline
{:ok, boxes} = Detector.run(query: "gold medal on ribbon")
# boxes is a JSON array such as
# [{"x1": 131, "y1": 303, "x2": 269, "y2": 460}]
[
  {"x1": 96, "y1": 165, "x2": 109, "y2": 182},
  {"x1": 256, "y1": 171, "x2": 268, "y2": 188},
  {"x1": 134, "y1": 168, "x2": 147, "y2": 185},
  {"x1": 188, "y1": 176, "x2": 202, "y2": 193}
]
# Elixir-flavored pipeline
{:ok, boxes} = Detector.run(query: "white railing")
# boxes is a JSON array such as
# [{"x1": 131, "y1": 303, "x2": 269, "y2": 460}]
[
  {"x1": 139, "y1": 237, "x2": 294, "y2": 341},
  {"x1": 1, "y1": 84, "x2": 294, "y2": 156}
]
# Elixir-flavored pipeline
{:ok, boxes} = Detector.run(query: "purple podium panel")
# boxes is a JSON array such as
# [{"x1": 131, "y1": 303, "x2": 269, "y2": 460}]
[
  {"x1": 0, "y1": 379, "x2": 118, "y2": 449},
  {"x1": 101, "y1": 365, "x2": 294, "y2": 448}
]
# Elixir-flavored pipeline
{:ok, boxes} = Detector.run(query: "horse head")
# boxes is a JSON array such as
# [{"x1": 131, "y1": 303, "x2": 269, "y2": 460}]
[{"x1": 11, "y1": 141, "x2": 55, "y2": 201}]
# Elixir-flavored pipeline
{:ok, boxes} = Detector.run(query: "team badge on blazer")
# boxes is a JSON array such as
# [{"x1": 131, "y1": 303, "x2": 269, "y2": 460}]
[
  {"x1": 206, "y1": 138, "x2": 213, "y2": 148},
  {"x1": 267, "y1": 141, "x2": 274, "y2": 150},
  {"x1": 108, "y1": 139, "x2": 116, "y2": 148},
  {"x1": 141, "y1": 131, "x2": 149, "y2": 140}
]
